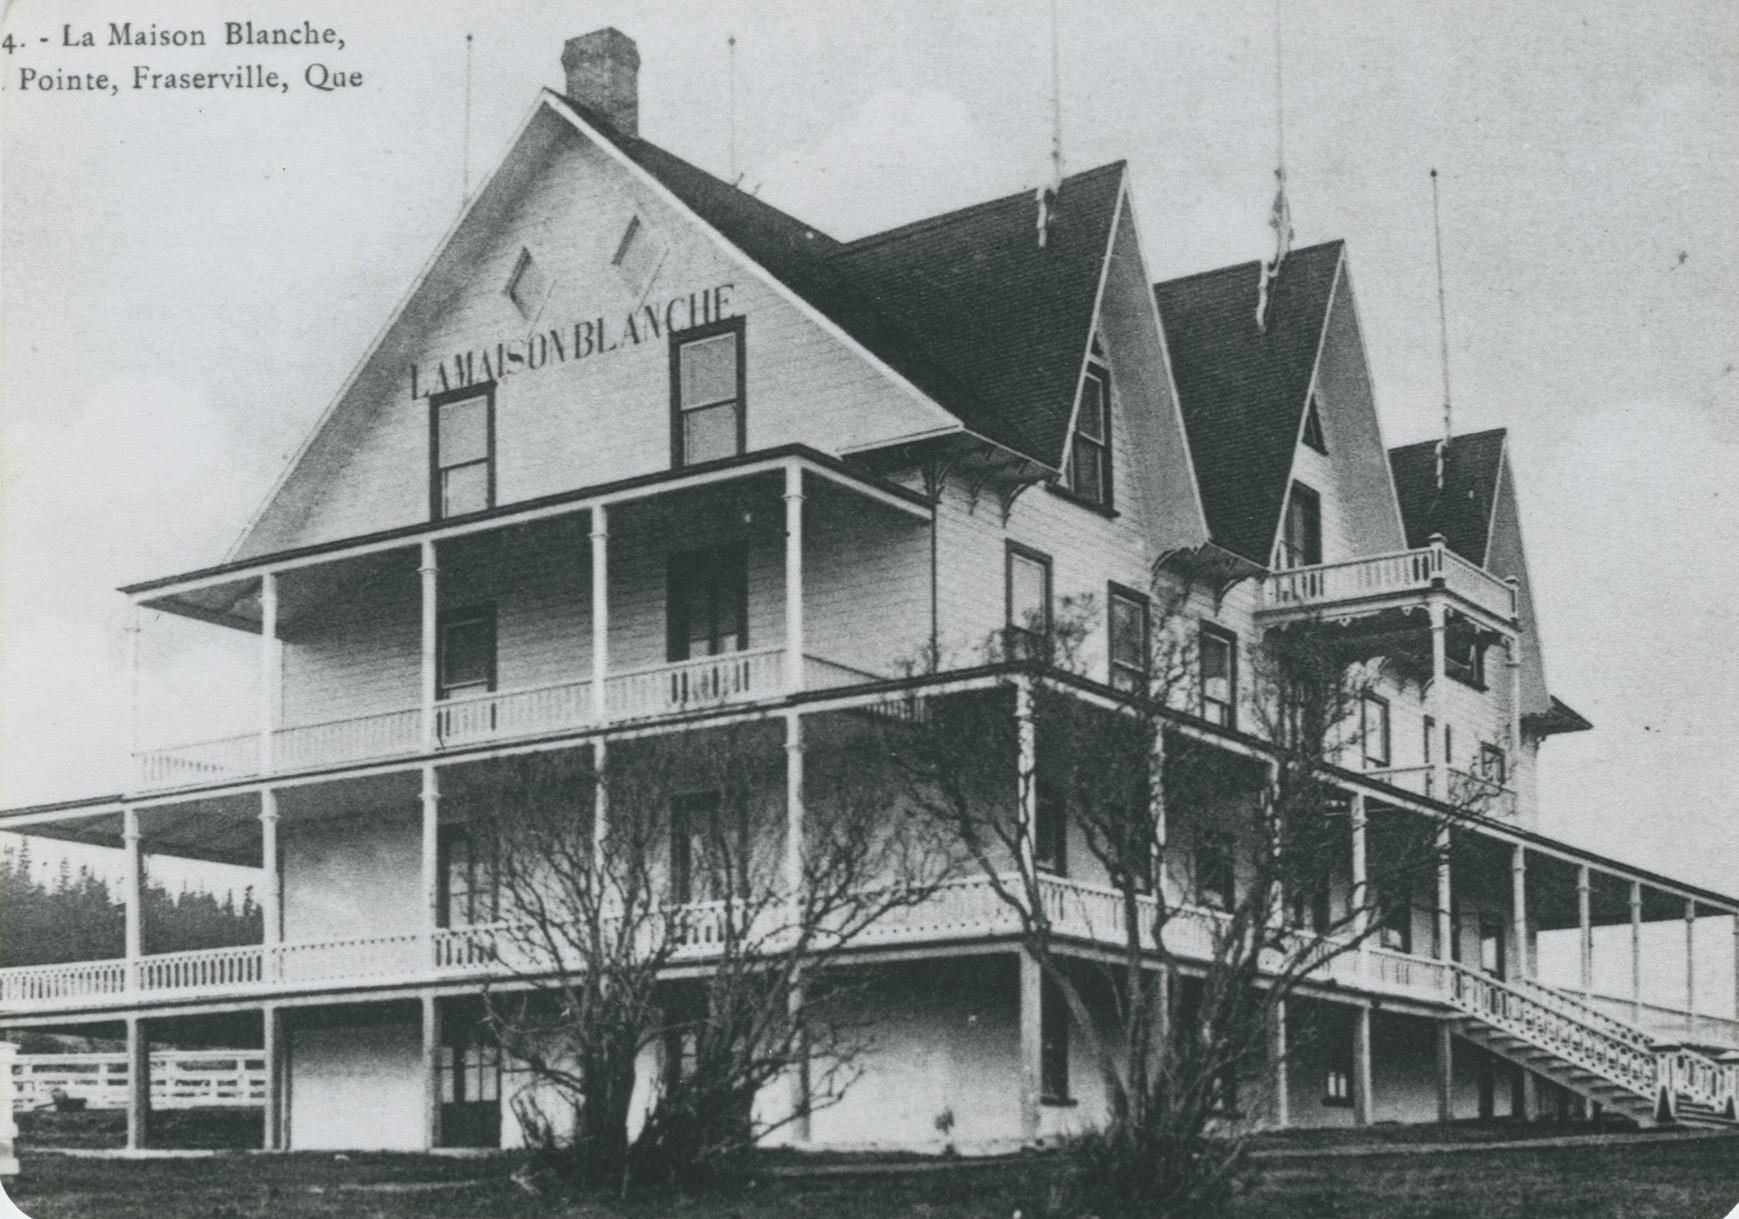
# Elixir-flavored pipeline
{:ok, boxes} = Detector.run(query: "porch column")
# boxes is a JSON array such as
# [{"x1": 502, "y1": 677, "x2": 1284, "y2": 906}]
[
  {"x1": 1514, "y1": 1068, "x2": 1538, "y2": 1122},
  {"x1": 592, "y1": 739, "x2": 609, "y2": 857},
  {"x1": 260, "y1": 791, "x2": 281, "y2": 982},
  {"x1": 258, "y1": 571, "x2": 280, "y2": 774},
  {"x1": 1435, "y1": 1019, "x2": 1455, "y2": 1123},
  {"x1": 784, "y1": 463, "x2": 805, "y2": 694},
  {"x1": 1350, "y1": 793, "x2": 1369, "y2": 958},
  {"x1": 421, "y1": 993, "x2": 442, "y2": 1151},
  {"x1": 1504, "y1": 587, "x2": 1522, "y2": 756},
  {"x1": 126, "y1": 603, "x2": 143, "y2": 789},
  {"x1": 1015, "y1": 677, "x2": 1037, "y2": 879},
  {"x1": 1018, "y1": 950, "x2": 1042, "y2": 1142},
  {"x1": 262, "y1": 1005, "x2": 282, "y2": 1150},
  {"x1": 1511, "y1": 844, "x2": 1529, "y2": 981},
  {"x1": 1630, "y1": 882, "x2": 1644, "y2": 1025},
  {"x1": 1435, "y1": 826, "x2": 1453, "y2": 963},
  {"x1": 1577, "y1": 865, "x2": 1593, "y2": 999},
  {"x1": 591, "y1": 505, "x2": 609, "y2": 722},
  {"x1": 420, "y1": 540, "x2": 439, "y2": 751},
  {"x1": 1351, "y1": 1005, "x2": 1374, "y2": 1127},
  {"x1": 1426, "y1": 553, "x2": 1449, "y2": 801},
  {"x1": 1685, "y1": 900, "x2": 1697, "y2": 1042},
  {"x1": 1269, "y1": 999, "x2": 1289, "y2": 1129},
  {"x1": 123, "y1": 806, "x2": 143, "y2": 991},
  {"x1": 125, "y1": 1015, "x2": 150, "y2": 1150},
  {"x1": 1149, "y1": 725, "x2": 1167, "y2": 900},
  {"x1": 785, "y1": 711, "x2": 805, "y2": 926},
  {"x1": 421, "y1": 767, "x2": 441, "y2": 943}
]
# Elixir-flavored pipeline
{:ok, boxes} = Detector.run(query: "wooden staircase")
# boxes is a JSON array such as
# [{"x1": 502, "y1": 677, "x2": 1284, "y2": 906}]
[{"x1": 1444, "y1": 964, "x2": 1739, "y2": 1128}]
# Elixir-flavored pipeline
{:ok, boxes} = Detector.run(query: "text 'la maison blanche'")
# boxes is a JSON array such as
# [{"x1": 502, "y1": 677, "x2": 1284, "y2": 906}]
[{"x1": 13, "y1": 22, "x2": 358, "y2": 95}]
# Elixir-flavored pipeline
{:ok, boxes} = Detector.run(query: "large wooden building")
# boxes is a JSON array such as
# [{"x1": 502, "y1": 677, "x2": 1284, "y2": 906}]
[{"x1": 2, "y1": 29, "x2": 1735, "y2": 1153}]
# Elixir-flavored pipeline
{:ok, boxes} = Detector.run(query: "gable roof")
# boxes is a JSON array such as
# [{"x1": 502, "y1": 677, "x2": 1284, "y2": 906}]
[
  {"x1": 1388, "y1": 428, "x2": 1508, "y2": 564},
  {"x1": 1153, "y1": 241, "x2": 1345, "y2": 565},
  {"x1": 563, "y1": 95, "x2": 1125, "y2": 464}
]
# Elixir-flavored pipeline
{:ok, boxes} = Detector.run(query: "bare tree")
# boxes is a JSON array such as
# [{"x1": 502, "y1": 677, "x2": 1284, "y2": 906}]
[
  {"x1": 888, "y1": 581, "x2": 1462, "y2": 1218},
  {"x1": 456, "y1": 718, "x2": 960, "y2": 1194}
]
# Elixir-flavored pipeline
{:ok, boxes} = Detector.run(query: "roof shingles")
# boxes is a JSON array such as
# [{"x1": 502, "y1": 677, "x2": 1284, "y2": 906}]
[{"x1": 1388, "y1": 428, "x2": 1507, "y2": 564}]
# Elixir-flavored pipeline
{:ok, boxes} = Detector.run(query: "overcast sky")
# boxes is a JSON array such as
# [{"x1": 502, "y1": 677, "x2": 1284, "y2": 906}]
[{"x1": 2, "y1": 0, "x2": 1736, "y2": 900}]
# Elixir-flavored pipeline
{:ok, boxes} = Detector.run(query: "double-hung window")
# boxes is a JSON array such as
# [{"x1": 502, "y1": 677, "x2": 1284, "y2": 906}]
[
  {"x1": 1005, "y1": 543, "x2": 1052, "y2": 660},
  {"x1": 1280, "y1": 482, "x2": 1322, "y2": 569},
  {"x1": 438, "y1": 607, "x2": 496, "y2": 700},
  {"x1": 431, "y1": 386, "x2": 494, "y2": 519},
  {"x1": 1361, "y1": 694, "x2": 1391, "y2": 768},
  {"x1": 1478, "y1": 743, "x2": 1507, "y2": 787},
  {"x1": 1108, "y1": 584, "x2": 1150, "y2": 694},
  {"x1": 666, "y1": 546, "x2": 749, "y2": 661},
  {"x1": 1068, "y1": 355, "x2": 1112, "y2": 508},
  {"x1": 1199, "y1": 625, "x2": 1237, "y2": 727},
  {"x1": 437, "y1": 824, "x2": 498, "y2": 928},
  {"x1": 671, "y1": 318, "x2": 745, "y2": 467},
  {"x1": 1195, "y1": 831, "x2": 1236, "y2": 911},
  {"x1": 1034, "y1": 780, "x2": 1067, "y2": 876}
]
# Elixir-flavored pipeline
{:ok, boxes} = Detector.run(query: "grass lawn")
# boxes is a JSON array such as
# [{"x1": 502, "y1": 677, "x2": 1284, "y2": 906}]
[{"x1": 5, "y1": 1133, "x2": 1737, "y2": 1219}]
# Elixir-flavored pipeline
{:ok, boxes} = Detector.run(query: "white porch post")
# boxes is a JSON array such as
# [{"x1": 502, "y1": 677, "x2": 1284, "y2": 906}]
[
  {"x1": 123, "y1": 806, "x2": 143, "y2": 991},
  {"x1": 258, "y1": 571, "x2": 280, "y2": 774},
  {"x1": 785, "y1": 711, "x2": 805, "y2": 927},
  {"x1": 1350, "y1": 793, "x2": 1369, "y2": 961},
  {"x1": 126, "y1": 603, "x2": 144, "y2": 790},
  {"x1": 591, "y1": 505, "x2": 609, "y2": 723},
  {"x1": 1352, "y1": 1004, "x2": 1374, "y2": 1127},
  {"x1": 1149, "y1": 725, "x2": 1166, "y2": 903},
  {"x1": 1435, "y1": 826, "x2": 1453, "y2": 963},
  {"x1": 1435, "y1": 1019, "x2": 1454, "y2": 1123},
  {"x1": 421, "y1": 766, "x2": 441, "y2": 948},
  {"x1": 421, "y1": 993, "x2": 442, "y2": 1151},
  {"x1": 592, "y1": 738, "x2": 609, "y2": 857},
  {"x1": 260, "y1": 790, "x2": 281, "y2": 982},
  {"x1": 1577, "y1": 865, "x2": 1593, "y2": 999},
  {"x1": 1630, "y1": 882, "x2": 1644, "y2": 1025},
  {"x1": 1685, "y1": 900, "x2": 1698, "y2": 1042},
  {"x1": 125, "y1": 1015, "x2": 150, "y2": 1151},
  {"x1": 262, "y1": 1005, "x2": 282, "y2": 1150},
  {"x1": 1018, "y1": 950, "x2": 1042, "y2": 1142},
  {"x1": 1427, "y1": 545, "x2": 1449, "y2": 802},
  {"x1": 1015, "y1": 677, "x2": 1038, "y2": 879},
  {"x1": 1504, "y1": 585, "x2": 1522, "y2": 756},
  {"x1": 1510, "y1": 844, "x2": 1529, "y2": 981},
  {"x1": 784, "y1": 463, "x2": 805, "y2": 694},
  {"x1": 420, "y1": 540, "x2": 439, "y2": 751},
  {"x1": 1270, "y1": 999, "x2": 1289, "y2": 1129}
]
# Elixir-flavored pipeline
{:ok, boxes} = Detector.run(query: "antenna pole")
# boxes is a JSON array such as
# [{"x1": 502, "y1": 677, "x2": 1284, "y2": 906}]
[
  {"x1": 728, "y1": 33, "x2": 738, "y2": 182},
  {"x1": 462, "y1": 33, "x2": 474, "y2": 202},
  {"x1": 1431, "y1": 168, "x2": 1453, "y2": 489},
  {"x1": 1274, "y1": 0, "x2": 1285, "y2": 178},
  {"x1": 1049, "y1": 0, "x2": 1064, "y2": 187}
]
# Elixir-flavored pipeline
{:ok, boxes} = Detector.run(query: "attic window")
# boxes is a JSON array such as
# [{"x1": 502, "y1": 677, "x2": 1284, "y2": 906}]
[
  {"x1": 612, "y1": 214, "x2": 665, "y2": 300},
  {"x1": 1068, "y1": 356, "x2": 1112, "y2": 509},
  {"x1": 1302, "y1": 395, "x2": 1328, "y2": 454},
  {"x1": 505, "y1": 249, "x2": 548, "y2": 319}
]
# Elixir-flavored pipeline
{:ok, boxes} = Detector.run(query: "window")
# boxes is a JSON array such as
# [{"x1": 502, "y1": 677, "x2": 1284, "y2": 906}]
[
  {"x1": 505, "y1": 248, "x2": 547, "y2": 319},
  {"x1": 1477, "y1": 743, "x2": 1508, "y2": 789},
  {"x1": 1280, "y1": 482, "x2": 1322, "y2": 569},
  {"x1": 666, "y1": 546, "x2": 749, "y2": 661},
  {"x1": 1108, "y1": 584, "x2": 1149, "y2": 694},
  {"x1": 1324, "y1": 1068, "x2": 1352, "y2": 1107},
  {"x1": 437, "y1": 825, "x2": 498, "y2": 928},
  {"x1": 671, "y1": 790, "x2": 744, "y2": 905},
  {"x1": 1068, "y1": 358, "x2": 1112, "y2": 508},
  {"x1": 1041, "y1": 975, "x2": 1071, "y2": 1102},
  {"x1": 438, "y1": 1024, "x2": 502, "y2": 1147},
  {"x1": 1423, "y1": 715, "x2": 1436, "y2": 765},
  {"x1": 1199, "y1": 625, "x2": 1238, "y2": 727},
  {"x1": 1289, "y1": 871, "x2": 1332, "y2": 934},
  {"x1": 1361, "y1": 695, "x2": 1391, "y2": 768},
  {"x1": 1005, "y1": 544, "x2": 1052, "y2": 659},
  {"x1": 438, "y1": 607, "x2": 496, "y2": 700},
  {"x1": 1301, "y1": 395, "x2": 1328, "y2": 454},
  {"x1": 1378, "y1": 885, "x2": 1412, "y2": 953},
  {"x1": 1479, "y1": 912, "x2": 1506, "y2": 978},
  {"x1": 431, "y1": 387, "x2": 494, "y2": 519},
  {"x1": 671, "y1": 318, "x2": 745, "y2": 467},
  {"x1": 611, "y1": 215, "x2": 665, "y2": 298},
  {"x1": 1034, "y1": 780, "x2": 1067, "y2": 876},
  {"x1": 1447, "y1": 635, "x2": 1487, "y2": 688},
  {"x1": 1195, "y1": 832, "x2": 1236, "y2": 911}
]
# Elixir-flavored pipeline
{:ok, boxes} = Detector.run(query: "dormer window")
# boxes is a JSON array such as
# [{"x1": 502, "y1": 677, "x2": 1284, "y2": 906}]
[
  {"x1": 1302, "y1": 395, "x2": 1328, "y2": 454},
  {"x1": 505, "y1": 248, "x2": 547, "y2": 319},
  {"x1": 1280, "y1": 482, "x2": 1322, "y2": 569},
  {"x1": 1068, "y1": 352, "x2": 1112, "y2": 508}
]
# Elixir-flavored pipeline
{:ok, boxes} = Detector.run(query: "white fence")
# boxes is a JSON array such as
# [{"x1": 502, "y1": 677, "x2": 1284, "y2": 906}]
[{"x1": 10, "y1": 1052, "x2": 265, "y2": 1111}]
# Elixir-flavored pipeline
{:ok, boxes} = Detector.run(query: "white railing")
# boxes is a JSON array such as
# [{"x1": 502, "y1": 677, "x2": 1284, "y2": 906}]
[
  {"x1": 606, "y1": 647, "x2": 785, "y2": 720},
  {"x1": 135, "y1": 733, "x2": 259, "y2": 788},
  {"x1": 272, "y1": 930, "x2": 429, "y2": 984},
  {"x1": 1260, "y1": 545, "x2": 1517, "y2": 622},
  {"x1": 0, "y1": 959, "x2": 127, "y2": 1005},
  {"x1": 138, "y1": 944, "x2": 263, "y2": 992},
  {"x1": 10, "y1": 1052, "x2": 265, "y2": 1111},
  {"x1": 803, "y1": 655, "x2": 883, "y2": 691},
  {"x1": 1582, "y1": 993, "x2": 1739, "y2": 1050},
  {"x1": 435, "y1": 678, "x2": 594, "y2": 746},
  {"x1": 1364, "y1": 765, "x2": 1517, "y2": 817},
  {"x1": 275, "y1": 707, "x2": 421, "y2": 771}
]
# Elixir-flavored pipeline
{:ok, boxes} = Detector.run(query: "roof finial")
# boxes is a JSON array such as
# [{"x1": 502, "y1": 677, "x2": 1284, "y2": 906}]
[
  {"x1": 1431, "y1": 167, "x2": 1453, "y2": 492},
  {"x1": 1037, "y1": 0, "x2": 1064, "y2": 248},
  {"x1": 1254, "y1": 0, "x2": 1292, "y2": 331}
]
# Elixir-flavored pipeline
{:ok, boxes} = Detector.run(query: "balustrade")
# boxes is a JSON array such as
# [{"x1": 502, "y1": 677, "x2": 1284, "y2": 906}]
[{"x1": 1259, "y1": 545, "x2": 1515, "y2": 622}]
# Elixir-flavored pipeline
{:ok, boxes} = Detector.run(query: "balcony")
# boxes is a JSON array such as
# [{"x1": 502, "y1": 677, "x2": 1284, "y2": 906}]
[
  {"x1": 1365, "y1": 764, "x2": 1518, "y2": 819},
  {"x1": 1257, "y1": 543, "x2": 1518, "y2": 630},
  {"x1": 135, "y1": 649, "x2": 876, "y2": 790},
  {"x1": 0, "y1": 873, "x2": 1456, "y2": 1016}
]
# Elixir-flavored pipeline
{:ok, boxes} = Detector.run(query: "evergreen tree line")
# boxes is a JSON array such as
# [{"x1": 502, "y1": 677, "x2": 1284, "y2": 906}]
[{"x1": 0, "y1": 841, "x2": 263, "y2": 968}]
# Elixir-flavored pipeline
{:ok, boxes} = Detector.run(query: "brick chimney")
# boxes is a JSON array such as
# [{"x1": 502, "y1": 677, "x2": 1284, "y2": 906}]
[{"x1": 562, "y1": 28, "x2": 640, "y2": 136}]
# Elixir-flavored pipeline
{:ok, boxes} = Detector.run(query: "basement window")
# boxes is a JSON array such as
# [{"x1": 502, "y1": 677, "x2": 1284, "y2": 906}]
[{"x1": 505, "y1": 248, "x2": 548, "y2": 319}]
